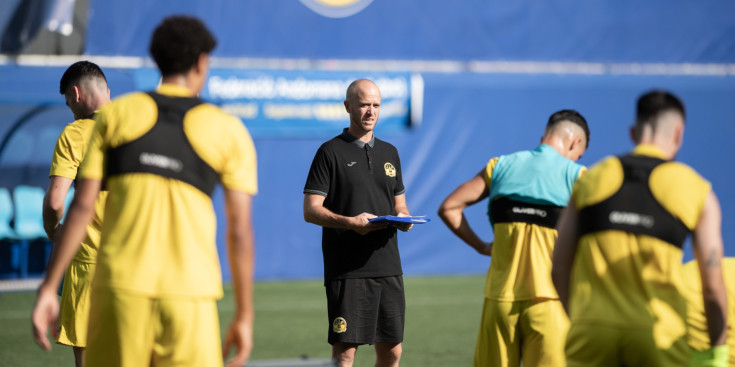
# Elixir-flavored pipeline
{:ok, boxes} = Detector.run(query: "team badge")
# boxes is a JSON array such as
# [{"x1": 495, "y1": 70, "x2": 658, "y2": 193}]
[
  {"x1": 299, "y1": 0, "x2": 373, "y2": 18},
  {"x1": 333, "y1": 317, "x2": 347, "y2": 333},
  {"x1": 384, "y1": 162, "x2": 396, "y2": 177}
]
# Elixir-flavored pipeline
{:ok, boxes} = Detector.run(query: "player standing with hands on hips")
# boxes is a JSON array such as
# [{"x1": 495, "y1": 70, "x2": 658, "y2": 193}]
[
  {"x1": 304, "y1": 79, "x2": 413, "y2": 367},
  {"x1": 438, "y1": 110, "x2": 590, "y2": 367}
]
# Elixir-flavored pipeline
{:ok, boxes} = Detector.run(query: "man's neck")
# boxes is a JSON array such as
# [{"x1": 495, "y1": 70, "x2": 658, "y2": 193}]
[
  {"x1": 540, "y1": 135, "x2": 566, "y2": 157},
  {"x1": 347, "y1": 127, "x2": 373, "y2": 143},
  {"x1": 160, "y1": 75, "x2": 198, "y2": 96},
  {"x1": 635, "y1": 141, "x2": 677, "y2": 160}
]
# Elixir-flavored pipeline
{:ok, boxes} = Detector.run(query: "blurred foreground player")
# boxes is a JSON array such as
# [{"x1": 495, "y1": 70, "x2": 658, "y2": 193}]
[
  {"x1": 32, "y1": 16, "x2": 258, "y2": 367},
  {"x1": 683, "y1": 258, "x2": 735, "y2": 366},
  {"x1": 42, "y1": 60, "x2": 110, "y2": 367},
  {"x1": 438, "y1": 110, "x2": 589, "y2": 367},
  {"x1": 552, "y1": 90, "x2": 728, "y2": 366}
]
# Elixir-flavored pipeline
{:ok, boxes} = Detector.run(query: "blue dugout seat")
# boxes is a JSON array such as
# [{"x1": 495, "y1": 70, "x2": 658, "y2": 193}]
[
  {"x1": 12, "y1": 185, "x2": 51, "y2": 276},
  {"x1": 13, "y1": 185, "x2": 46, "y2": 240},
  {"x1": 0, "y1": 187, "x2": 28, "y2": 278}
]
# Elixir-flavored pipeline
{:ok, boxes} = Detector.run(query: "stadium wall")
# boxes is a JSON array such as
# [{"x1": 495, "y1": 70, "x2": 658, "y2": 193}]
[
  {"x1": 2, "y1": 0, "x2": 734, "y2": 280},
  {"x1": 1, "y1": 64, "x2": 734, "y2": 281},
  {"x1": 82, "y1": 0, "x2": 735, "y2": 64}
]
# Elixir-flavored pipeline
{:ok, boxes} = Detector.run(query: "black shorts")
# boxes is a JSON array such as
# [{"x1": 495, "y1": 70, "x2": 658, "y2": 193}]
[{"x1": 325, "y1": 276, "x2": 405, "y2": 345}]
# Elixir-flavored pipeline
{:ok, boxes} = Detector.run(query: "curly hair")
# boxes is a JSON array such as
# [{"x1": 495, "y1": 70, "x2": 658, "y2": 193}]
[{"x1": 149, "y1": 16, "x2": 217, "y2": 77}]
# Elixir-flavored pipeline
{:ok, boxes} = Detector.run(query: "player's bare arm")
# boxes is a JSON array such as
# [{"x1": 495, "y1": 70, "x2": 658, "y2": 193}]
[
  {"x1": 393, "y1": 193, "x2": 413, "y2": 232},
  {"x1": 692, "y1": 190, "x2": 728, "y2": 347},
  {"x1": 437, "y1": 170, "x2": 493, "y2": 256},
  {"x1": 303, "y1": 193, "x2": 387, "y2": 235},
  {"x1": 222, "y1": 188, "x2": 255, "y2": 367},
  {"x1": 42, "y1": 176, "x2": 74, "y2": 241},
  {"x1": 551, "y1": 200, "x2": 580, "y2": 315},
  {"x1": 32, "y1": 178, "x2": 101, "y2": 351}
]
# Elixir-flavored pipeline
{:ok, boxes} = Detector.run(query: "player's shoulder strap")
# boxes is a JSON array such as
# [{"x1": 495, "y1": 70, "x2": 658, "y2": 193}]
[
  {"x1": 104, "y1": 91, "x2": 218, "y2": 196},
  {"x1": 578, "y1": 154, "x2": 690, "y2": 248}
]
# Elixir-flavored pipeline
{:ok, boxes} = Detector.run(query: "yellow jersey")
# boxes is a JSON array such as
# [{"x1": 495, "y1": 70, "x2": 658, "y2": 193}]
[
  {"x1": 569, "y1": 144, "x2": 710, "y2": 341},
  {"x1": 79, "y1": 84, "x2": 257, "y2": 298},
  {"x1": 50, "y1": 117, "x2": 107, "y2": 263},
  {"x1": 483, "y1": 145, "x2": 585, "y2": 301}
]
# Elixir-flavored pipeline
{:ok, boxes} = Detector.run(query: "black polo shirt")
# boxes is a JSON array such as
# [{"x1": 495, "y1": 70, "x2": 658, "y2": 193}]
[{"x1": 304, "y1": 128, "x2": 405, "y2": 280}]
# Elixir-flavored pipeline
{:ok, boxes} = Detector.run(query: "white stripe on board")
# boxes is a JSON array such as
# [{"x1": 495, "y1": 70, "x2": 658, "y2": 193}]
[{"x1": 1, "y1": 55, "x2": 734, "y2": 76}]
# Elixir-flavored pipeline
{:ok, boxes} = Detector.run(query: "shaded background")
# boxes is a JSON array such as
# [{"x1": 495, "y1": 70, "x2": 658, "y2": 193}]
[{"x1": 1, "y1": 0, "x2": 734, "y2": 281}]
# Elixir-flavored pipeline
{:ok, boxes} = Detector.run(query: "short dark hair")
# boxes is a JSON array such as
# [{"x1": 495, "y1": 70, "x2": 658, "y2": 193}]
[
  {"x1": 546, "y1": 109, "x2": 590, "y2": 148},
  {"x1": 59, "y1": 61, "x2": 107, "y2": 95},
  {"x1": 636, "y1": 90, "x2": 685, "y2": 129},
  {"x1": 149, "y1": 16, "x2": 217, "y2": 77}
]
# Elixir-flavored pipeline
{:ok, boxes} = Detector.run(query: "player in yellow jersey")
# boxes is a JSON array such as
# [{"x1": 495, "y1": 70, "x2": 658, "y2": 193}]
[
  {"x1": 41, "y1": 61, "x2": 110, "y2": 367},
  {"x1": 438, "y1": 110, "x2": 589, "y2": 367},
  {"x1": 683, "y1": 258, "x2": 735, "y2": 366},
  {"x1": 32, "y1": 16, "x2": 258, "y2": 367},
  {"x1": 552, "y1": 90, "x2": 728, "y2": 366}
]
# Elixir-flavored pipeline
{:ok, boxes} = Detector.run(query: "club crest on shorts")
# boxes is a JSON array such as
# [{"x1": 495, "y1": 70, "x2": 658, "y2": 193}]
[
  {"x1": 332, "y1": 317, "x2": 347, "y2": 333},
  {"x1": 384, "y1": 162, "x2": 396, "y2": 177}
]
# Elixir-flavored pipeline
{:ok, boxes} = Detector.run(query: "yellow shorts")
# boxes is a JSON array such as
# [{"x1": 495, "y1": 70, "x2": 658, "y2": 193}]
[
  {"x1": 56, "y1": 259, "x2": 96, "y2": 347},
  {"x1": 85, "y1": 289, "x2": 222, "y2": 367},
  {"x1": 566, "y1": 323, "x2": 689, "y2": 367},
  {"x1": 474, "y1": 298, "x2": 568, "y2": 367}
]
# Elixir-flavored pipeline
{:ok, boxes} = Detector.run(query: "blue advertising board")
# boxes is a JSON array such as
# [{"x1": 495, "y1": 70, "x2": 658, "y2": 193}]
[
  {"x1": 131, "y1": 68, "x2": 423, "y2": 138},
  {"x1": 201, "y1": 70, "x2": 421, "y2": 137},
  {"x1": 84, "y1": 0, "x2": 735, "y2": 63}
]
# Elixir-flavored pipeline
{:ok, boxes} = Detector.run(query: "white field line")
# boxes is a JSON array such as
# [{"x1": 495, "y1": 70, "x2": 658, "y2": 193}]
[{"x1": 0, "y1": 293, "x2": 482, "y2": 320}]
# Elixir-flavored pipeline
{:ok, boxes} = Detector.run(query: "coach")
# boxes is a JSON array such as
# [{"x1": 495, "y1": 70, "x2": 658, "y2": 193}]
[{"x1": 303, "y1": 79, "x2": 413, "y2": 367}]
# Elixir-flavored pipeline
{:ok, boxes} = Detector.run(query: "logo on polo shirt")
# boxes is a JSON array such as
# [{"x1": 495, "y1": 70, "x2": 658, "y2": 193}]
[
  {"x1": 384, "y1": 162, "x2": 396, "y2": 177},
  {"x1": 333, "y1": 317, "x2": 347, "y2": 333}
]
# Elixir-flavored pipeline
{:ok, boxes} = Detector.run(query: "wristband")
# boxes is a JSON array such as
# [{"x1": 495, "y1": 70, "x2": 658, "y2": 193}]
[{"x1": 689, "y1": 345, "x2": 729, "y2": 367}]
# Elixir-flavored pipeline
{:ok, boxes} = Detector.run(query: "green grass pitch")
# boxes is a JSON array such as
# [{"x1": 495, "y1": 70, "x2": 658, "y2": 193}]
[{"x1": 0, "y1": 275, "x2": 484, "y2": 366}]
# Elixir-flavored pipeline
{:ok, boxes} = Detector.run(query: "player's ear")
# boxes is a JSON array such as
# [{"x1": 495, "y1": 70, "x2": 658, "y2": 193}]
[
  {"x1": 569, "y1": 135, "x2": 582, "y2": 153},
  {"x1": 72, "y1": 85, "x2": 82, "y2": 103},
  {"x1": 629, "y1": 125, "x2": 638, "y2": 143},
  {"x1": 344, "y1": 100, "x2": 350, "y2": 113},
  {"x1": 673, "y1": 122, "x2": 684, "y2": 148},
  {"x1": 195, "y1": 53, "x2": 209, "y2": 75}
]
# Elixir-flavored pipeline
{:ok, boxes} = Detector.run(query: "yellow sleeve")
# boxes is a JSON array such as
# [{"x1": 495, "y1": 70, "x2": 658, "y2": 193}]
[
  {"x1": 78, "y1": 111, "x2": 108, "y2": 180},
  {"x1": 185, "y1": 105, "x2": 258, "y2": 195},
  {"x1": 483, "y1": 157, "x2": 499, "y2": 189},
  {"x1": 220, "y1": 119, "x2": 258, "y2": 195},
  {"x1": 577, "y1": 166, "x2": 587, "y2": 179},
  {"x1": 49, "y1": 125, "x2": 81, "y2": 179},
  {"x1": 650, "y1": 162, "x2": 711, "y2": 230},
  {"x1": 572, "y1": 156, "x2": 621, "y2": 209}
]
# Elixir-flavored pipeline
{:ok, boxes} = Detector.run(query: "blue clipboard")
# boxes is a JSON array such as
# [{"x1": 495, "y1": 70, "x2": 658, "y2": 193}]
[{"x1": 368, "y1": 215, "x2": 431, "y2": 224}]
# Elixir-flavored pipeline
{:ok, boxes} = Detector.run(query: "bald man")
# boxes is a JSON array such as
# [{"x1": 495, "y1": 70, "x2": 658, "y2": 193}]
[
  {"x1": 304, "y1": 79, "x2": 412, "y2": 367},
  {"x1": 438, "y1": 110, "x2": 590, "y2": 367},
  {"x1": 42, "y1": 60, "x2": 110, "y2": 367},
  {"x1": 552, "y1": 90, "x2": 728, "y2": 366}
]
